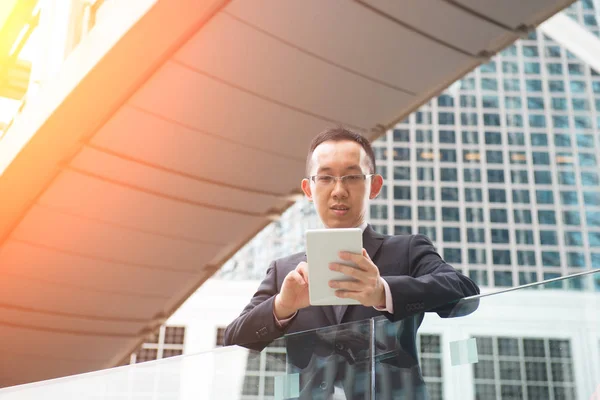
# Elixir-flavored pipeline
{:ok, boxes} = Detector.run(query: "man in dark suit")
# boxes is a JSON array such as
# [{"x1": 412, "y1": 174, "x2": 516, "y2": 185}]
[{"x1": 224, "y1": 127, "x2": 480, "y2": 399}]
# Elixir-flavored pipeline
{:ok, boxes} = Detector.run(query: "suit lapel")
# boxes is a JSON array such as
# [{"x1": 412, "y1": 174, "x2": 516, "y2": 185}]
[{"x1": 336, "y1": 225, "x2": 385, "y2": 323}]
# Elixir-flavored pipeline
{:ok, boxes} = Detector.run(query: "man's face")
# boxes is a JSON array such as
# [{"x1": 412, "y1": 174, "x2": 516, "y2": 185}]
[{"x1": 301, "y1": 140, "x2": 383, "y2": 228}]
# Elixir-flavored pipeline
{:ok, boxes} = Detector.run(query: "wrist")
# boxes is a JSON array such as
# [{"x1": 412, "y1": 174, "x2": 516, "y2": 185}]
[
  {"x1": 377, "y1": 281, "x2": 387, "y2": 308},
  {"x1": 274, "y1": 294, "x2": 295, "y2": 320}
]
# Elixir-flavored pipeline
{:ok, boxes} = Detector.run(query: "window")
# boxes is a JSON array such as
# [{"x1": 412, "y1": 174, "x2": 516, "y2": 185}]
[
  {"x1": 460, "y1": 95, "x2": 477, "y2": 108},
  {"x1": 464, "y1": 168, "x2": 481, "y2": 182},
  {"x1": 394, "y1": 206, "x2": 411, "y2": 220},
  {"x1": 466, "y1": 208, "x2": 484, "y2": 222},
  {"x1": 465, "y1": 188, "x2": 483, "y2": 202},
  {"x1": 437, "y1": 95, "x2": 454, "y2": 107},
  {"x1": 493, "y1": 250, "x2": 511, "y2": 265},
  {"x1": 527, "y1": 97, "x2": 544, "y2": 109},
  {"x1": 428, "y1": 187, "x2": 450, "y2": 203},
  {"x1": 536, "y1": 190, "x2": 554, "y2": 204},
  {"x1": 393, "y1": 147, "x2": 410, "y2": 161},
  {"x1": 394, "y1": 186, "x2": 411, "y2": 200},
  {"x1": 489, "y1": 189, "x2": 507, "y2": 203},
  {"x1": 563, "y1": 211, "x2": 581, "y2": 226},
  {"x1": 418, "y1": 226, "x2": 437, "y2": 241},
  {"x1": 468, "y1": 249, "x2": 486, "y2": 264},
  {"x1": 490, "y1": 209, "x2": 508, "y2": 223},
  {"x1": 531, "y1": 133, "x2": 548, "y2": 146},
  {"x1": 442, "y1": 207, "x2": 460, "y2": 222},
  {"x1": 418, "y1": 206, "x2": 436, "y2": 221},
  {"x1": 515, "y1": 230, "x2": 534, "y2": 245},
  {"x1": 514, "y1": 209, "x2": 532, "y2": 224},
  {"x1": 558, "y1": 171, "x2": 576, "y2": 185},
  {"x1": 505, "y1": 96, "x2": 522, "y2": 109},
  {"x1": 534, "y1": 171, "x2": 551, "y2": 184},
  {"x1": 538, "y1": 210, "x2": 556, "y2": 225},
  {"x1": 395, "y1": 166, "x2": 411, "y2": 180},
  {"x1": 565, "y1": 231, "x2": 583, "y2": 246},
  {"x1": 491, "y1": 229, "x2": 510, "y2": 244},
  {"x1": 542, "y1": 251, "x2": 561, "y2": 267},
  {"x1": 567, "y1": 252, "x2": 585, "y2": 268},
  {"x1": 444, "y1": 248, "x2": 461, "y2": 263},
  {"x1": 370, "y1": 205, "x2": 388, "y2": 219},
  {"x1": 130, "y1": 325, "x2": 186, "y2": 364},
  {"x1": 540, "y1": 230, "x2": 558, "y2": 246},
  {"x1": 440, "y1": 168, "x2": 458, "y2": 181},
  {"x1": 518, "y1": 251, "x2": 536, "y2": 266},
  {"x1": 584, "y1": 191, "x2": 600, "y2": 206},
  {"x1": 513, "y1": 190, "x2": 531, "y2": 204},
  {"x1": 508, "y1": 132, "x2": 525, "y2": 146},
  {"x1": 439, "y1": 130, "x2": 456, "y2": 143},
  {"x1": 418, "y1": 187, "x2": 435, "y2": 201},
  {"x1": 393, "y1": 129, "x2": 409, "y2": 142},
  {"x1": 468, "y1": 228, "x2": 486, "y2": 243},
  {"x1": 438, "y1": 112, "x2": 455, "y2": 125},
  {"x1": 560, "y1": 191, "x2": 578, "y2": 205},
  {"x1": 486, "y1": 151, "x2": 503, "y2": 163},
  {"x1": 416, "y1": 130, "x2": 433, "y2": 143},
  {"x1": 485, "y1": 131, "x2": 502, "y2": 145},
  {"x1": 443, "y1": 228, "x2": 461, "y2": 242},
  {"x1": 487, "y1": 170, "x2": 505, "y2": 183},
  {"x1": 462, "y1": 130, "x2": 479, "y2": 144}
]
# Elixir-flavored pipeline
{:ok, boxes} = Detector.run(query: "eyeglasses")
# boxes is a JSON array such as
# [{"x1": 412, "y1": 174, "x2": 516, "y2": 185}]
[{"x1": 309, "y1": 174, "x2": 374, "y2": 187}]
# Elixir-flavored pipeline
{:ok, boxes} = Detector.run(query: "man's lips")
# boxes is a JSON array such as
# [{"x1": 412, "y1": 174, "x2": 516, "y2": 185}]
[{"x1": 330, "y1": 205, "x2": 349, "y2": 215}]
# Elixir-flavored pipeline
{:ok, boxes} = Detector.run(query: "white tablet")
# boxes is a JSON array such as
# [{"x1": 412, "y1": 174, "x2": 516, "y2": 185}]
[{"x1": 306, "y1": 228, "x2": 363, "y2": 306}]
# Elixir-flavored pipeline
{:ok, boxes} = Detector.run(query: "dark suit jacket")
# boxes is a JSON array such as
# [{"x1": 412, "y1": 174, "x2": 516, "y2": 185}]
[{"x1": 224, "y1": 226, "x2": 480, "y2": 399}]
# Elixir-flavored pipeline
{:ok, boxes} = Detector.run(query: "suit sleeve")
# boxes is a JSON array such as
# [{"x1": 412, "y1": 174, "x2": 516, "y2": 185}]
[
  {"x1": 223, "y1": 261, "x2": 291, "y2": 351},
  {"x1": 381, "y1": 234, "x2": 480, "y2": 321}
]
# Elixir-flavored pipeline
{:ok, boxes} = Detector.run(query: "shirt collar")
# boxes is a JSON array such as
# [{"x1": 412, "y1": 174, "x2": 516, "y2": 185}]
[{"x1": 358, "y1": 221, "x2": 368, "y2": 232}]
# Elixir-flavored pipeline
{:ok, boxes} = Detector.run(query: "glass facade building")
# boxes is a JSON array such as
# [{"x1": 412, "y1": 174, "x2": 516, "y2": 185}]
[{"x1": 218, "y1": 0, "x2": 600, "y2": 292}]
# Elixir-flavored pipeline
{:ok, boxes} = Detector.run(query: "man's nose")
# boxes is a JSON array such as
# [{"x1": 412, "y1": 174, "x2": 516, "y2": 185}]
[{"x1": 331, "y1": 178, "x2": 348, "y2": 197}]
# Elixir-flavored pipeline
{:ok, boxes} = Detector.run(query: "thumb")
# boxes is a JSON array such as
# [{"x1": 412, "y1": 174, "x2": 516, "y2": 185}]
[{"x1": 362, "y1": 248, "x2": 371, "y2": 259}]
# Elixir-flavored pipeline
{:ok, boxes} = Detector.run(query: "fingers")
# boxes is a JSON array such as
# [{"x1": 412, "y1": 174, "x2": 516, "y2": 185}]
[
  {"x1": 338, "y1": 249, "x2": 373, "y2": 271},
  {"x1": 296, "y1": 261, "x2": 308, "y2": 280},
  {"x1": 328, "y1": 279, "x2": 361, "y2": 291},
  {"x1": 329, "y1": 262, "x2": 368, "y2": 281}
]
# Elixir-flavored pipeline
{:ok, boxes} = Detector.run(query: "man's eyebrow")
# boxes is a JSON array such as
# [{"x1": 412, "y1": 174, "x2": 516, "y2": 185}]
[
  {"x1": 344, "y1": 165, "x2": 362, "y2": 171},
  {"x1": 316, "y1": 167, "x2": 333, "y2": 173}
]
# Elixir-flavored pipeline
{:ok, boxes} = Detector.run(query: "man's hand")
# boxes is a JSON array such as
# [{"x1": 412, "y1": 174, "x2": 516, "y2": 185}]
[
  {"x1": 328, "y1": 249, "x2": 386, "y2": 307},
  {"x1": 274, "y1": 262, "x2": 310, "y2": 319}
]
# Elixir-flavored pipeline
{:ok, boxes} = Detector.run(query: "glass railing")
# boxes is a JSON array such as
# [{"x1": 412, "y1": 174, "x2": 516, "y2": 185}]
[{"x1": 0, "y1": 270, "x2": 598, "y2": 399}]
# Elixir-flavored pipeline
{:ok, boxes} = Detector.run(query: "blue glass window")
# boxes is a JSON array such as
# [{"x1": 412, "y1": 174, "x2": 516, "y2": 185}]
[
  {"x1": 467, "y1": 228, "x2": 485, "y2": 243},
  {"x1": 490, "y1": 209, "x2": 508, "y2": 223},
  {"x1": 515, "y1": 230, "x2": 534, "y2": 245},
  {"x1": 466, "y1": 208, "x2": 484, "y2": 222},
  {"x1": 418, "y1": 226, "x2": 437, "y2": 241},
  {"x1": 576, "y1": 134, "x2": 594, "y2": 148},
  {"x1": 514, "y1": 209, "x2": 532, "y2": 224},
  {"x1": 485, "y1": 131, "x2": 502, "y2": 145},
  {"x1": 440, "y1": 168, "x2": 458, "y2": 181},
  {"x1": 554, "y1": 133, "x2": 571, "y2": 147},
  {"x1": 416, "y1": 111, "x2": 432, "y2": 124},
  {"x1": 551, "y1": 97, "x2": 568, "y2": 110},
  {"x1": 443, "y1": 228, "x2": 461, "y2": 242},
  {"x1": 552, "y1": 115, "x2": 570, "y2": 128},
  {"x1": 536, "y1": 190, "x2": 554, "y2": 204},
  {"x1": 491, "y1": 229, "x2": 510, "y2": 244},
  {"x1": 505, "y1": 96, "x2": 522, "y2": 109},
  {"x1": 494, "y1": 271, "x2": 513, "y2": 287},
  {"x1": 393, "y1": 129, "x2": 409, "y2": 142},
  {"x1": 481, "y1": 78, "x2": 498, "y2": 90},
  {"x1": 393, "y1": 205, "x2": 411, "y2": 220},
  {"x1": 572, "y1": 98, "x2": 589, "y2": 111},
  {"x1": 584, "y1": 191, "x2": 600, "y2": 206},
  {"x1": 523, "y1": 46, "x2": 539, "y2": 57},
  {"x1": 511, "y1": 170, "x2": 528, "y2": 183},
  {"x1": 542, "y1": 251, "x2": 561, "y2": 267},
  {"x1": 538, "y1": 210, "x2": 556, "y2": 225},
  {"x1": 444, "y1": 248, "x2": 462, "y2": 263},
  {"x1": 416, "y1": 130, "x2": 433, "y2": 142},
  {"x1": 508, "y1": 132, "x2": 525, "y2": 146},
  {"x1": 513, "y1": 190, "x2": 531, "y2": 204},
  {"x1": 487, "y1": 169, "x2": 505, "y2": 183},
  {"x1": 527, "y1": 97, "x2": 544, "y2": 109},
  {"x1": 493, "y1": 250, "x2": 511, "y2": 265},
  {"x1": 395, "y1": 166, "x2": 411, "y2": 180},
  {"x1": 460, "y1": 95, "x2": 477, "y2": 108},
  {"x1": 440, "y1": 149, "x2": 457, "y2": 162},
  {"x1": 587, "y1": 211, "x2": 600, "y2": 227},
  {"x1": 417, "y1": 187, "x2": 435, "y2": 201},
  {"x1": 462, "y1": 131, "x2": 479, "y2": 144},
  {"x1": 483, "y1": 113, "x2": 501, "y2": 126},
  {"x1": 560, "y1": 191, "x2": 578, "y2": 205},
  {"x1": 574, "y1": 116, "x2": 592, "y2": 129},
  {"x1": 393, "y1": 147, "x2": 410, "y2": 161},
  {"x1": 394, "y1": 186, "x2": 411, "y2": 200},
  {"x1": 489, "y1": 189, "x2": 506, "y2": 203},
  {"x1": 549, "y1": 80, "x2": 565, "y2": 92},
  {"x1": 582, "y1": 172, "x2": 600, "y2": 186},
  {"x1": 418, "y1": 206, "x2": 436, "y2": 221},
  {"x1": 534, "y1": 171, "x2": 552, "y2": 184},
  {"x1": 579, "y1": 153, "x2": 597, "y2": 167},
  {"x1": 370, "y1": 205, "x2": 388, "y2": 219},
  {"x1": 441, "y1": 187, "x2": 459, "y2": 201},
  {"x1": 518, "y1": 251, "x2": 536, "y2": 266},
  {"x1": 506, "y1": 114, "x2": 523, "y2": 127},
  {"x1": 547, "y1": 63, "x2": 563, "y2": 75},
  {"x1": 564, "y1": 211, "x2": 581, "y2": 226},
  {"x1": 565, "y1": 231, "x2": 583, "y2": 246},
  {"x1": 531, "y1": 133, "x2": 548, "y2": 146},
  {"x1": 589, "y1": 233, "x2": 600, "y2": 247},
  {"x1": 526, "y1": 79, "x2": 542, "y2": 92},
  {"x1": 570, "y1": 81, "x2": 586, "y2": 93},
  {"x1": 439, "y1": 130, "x2": 456, "y2": 143},
  {"x1": 482, "y1": 95, "x2": 499, "y2": 108},
  {"x1": 437, "y1": 95, "x2": 454, "y2": 107},
  {"x1": 524, "y1": 62, "x2": 540, "y2": 74},
  {"x1": 461, "y1": 112, "x2": 478, "y2": 125},
  {"x1": 504, "y1": 79, "x2": 520, "y2": 91},
  {"x1": 532, "y1": 152, "x2": 550, "y2": 165},
  {"x1": 394, "y1": 225, "x2": 412, "y2": 235},
  {"x1": 502, "y1": 62, "x2": 519, "y2": 73},
  {"x1": 442, "y1": 207, "x2": 460, "y2": 222},
  {"x1": 438, "y1": 112, "x2": 455, "y2": 125},
  {"x1": 558, "y1": 171, "x2": 576, "y2": 185},
  {"x1": 567, "y1": 253, "x2": 586, "y2": 268},
  {"x1": 486, "y1": 150, "x2": 503, "y2": 163},
  {"x1": 468, "y1": 249, "x2": 486, "y2": 264},
  {"x1": 545, "y1": 46, "x2": 561, "y2": 57},
  {"x1": 464, "y1": 169, "x2": 481, "y2": 182},
  {"x1": 464, "y1": 188, "x2": 483, "y2": 202},
  {"x1": 540, "y1": 230, "x2": 558, "y2": 245},
  {"x1": 529, "y1": 115, "x2": 546, "y2": 128}
]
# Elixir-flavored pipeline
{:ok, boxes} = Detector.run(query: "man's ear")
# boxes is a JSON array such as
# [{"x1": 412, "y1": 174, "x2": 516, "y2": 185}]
[
  {"x1": 369, "y1": 174, "x2": 383, "y2": 199},
  {"x1": 301, "y1": 178, "x2": 313, "y2": 201}
]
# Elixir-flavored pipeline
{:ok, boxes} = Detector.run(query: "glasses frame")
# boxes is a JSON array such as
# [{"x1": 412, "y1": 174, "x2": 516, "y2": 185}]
[{"x1": 309, "y1": 174, "x2": 375, "y2": 186}]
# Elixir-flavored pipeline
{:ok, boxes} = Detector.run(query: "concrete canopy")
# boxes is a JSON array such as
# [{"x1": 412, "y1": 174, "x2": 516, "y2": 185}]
[{"x1": 0, "y1": 0, "x2": 574, "y2": 387}]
